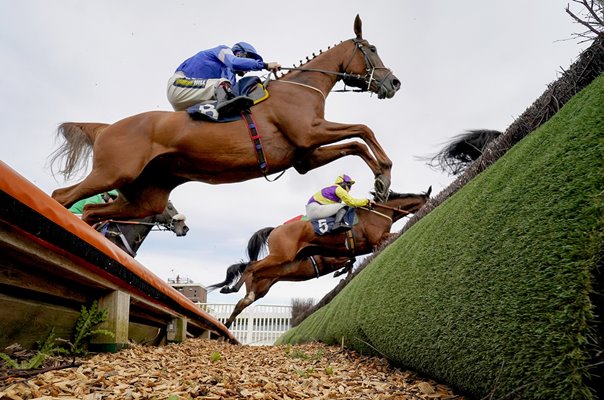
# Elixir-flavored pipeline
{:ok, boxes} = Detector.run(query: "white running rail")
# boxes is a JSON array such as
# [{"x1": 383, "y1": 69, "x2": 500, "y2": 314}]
[{"x1": 200, "y1": 303, "x2": 292, "y2": 345}]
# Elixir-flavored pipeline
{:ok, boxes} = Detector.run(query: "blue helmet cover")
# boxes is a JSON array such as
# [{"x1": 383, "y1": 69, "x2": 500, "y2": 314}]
[{"x1": 232, "y1": 41, "x2": 263, "y2": 61}]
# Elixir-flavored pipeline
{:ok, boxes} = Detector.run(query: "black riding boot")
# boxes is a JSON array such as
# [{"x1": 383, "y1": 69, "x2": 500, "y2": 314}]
[
  {"x1": 331, "y1": 207, "x2": 350, "y2": 232},
  {"x1": 215, "y1": 83, "x2": 254, "y2": 117}
]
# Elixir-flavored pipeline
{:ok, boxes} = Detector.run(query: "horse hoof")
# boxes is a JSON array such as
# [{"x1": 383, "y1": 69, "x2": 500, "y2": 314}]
[
  {"x1": 374, "y1": 176, "x2": 390, "y2": 202},
  {"x1": 220, "y1": 287, "x2": 232, "y2": 294}
]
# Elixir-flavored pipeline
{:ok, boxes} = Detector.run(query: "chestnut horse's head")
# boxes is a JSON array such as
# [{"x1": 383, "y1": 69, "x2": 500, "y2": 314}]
[{"x1": 341, "y1": 15, "x2": 401, "y2": 99}]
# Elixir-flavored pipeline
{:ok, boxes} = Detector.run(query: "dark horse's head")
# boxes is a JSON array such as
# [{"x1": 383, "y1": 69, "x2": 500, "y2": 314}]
[
  {"x1": 341, "y1": 15, "x2": 401, "y2": 99},
  {"x1": 155, "y1": 200, "x2": 189, "y2": 236},
  {"x1": 371, "y1": 186, "x2": 432, "y2": 222}
]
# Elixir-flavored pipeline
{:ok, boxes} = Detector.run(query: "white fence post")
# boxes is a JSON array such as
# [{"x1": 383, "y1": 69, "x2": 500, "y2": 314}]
[{"x1": 200, "y1": 303, "x2": 292, "y2": 345}]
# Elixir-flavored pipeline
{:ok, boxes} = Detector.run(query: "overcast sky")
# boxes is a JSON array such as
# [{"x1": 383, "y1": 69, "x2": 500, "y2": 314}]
[{"x1": 0, "y1": 1, "x2": 589, "y2": 306}]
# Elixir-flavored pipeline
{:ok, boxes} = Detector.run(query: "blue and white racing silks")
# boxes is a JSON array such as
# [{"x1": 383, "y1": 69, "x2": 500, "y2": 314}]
[{"x1": 174, "y1": 45, "x2": 265, "y2": 85}]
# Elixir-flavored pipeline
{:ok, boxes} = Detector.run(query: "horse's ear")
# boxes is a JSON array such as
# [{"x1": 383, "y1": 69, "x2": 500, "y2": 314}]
[{"x1": 354, "y1": 14, "x2": 362, "y2": 39}]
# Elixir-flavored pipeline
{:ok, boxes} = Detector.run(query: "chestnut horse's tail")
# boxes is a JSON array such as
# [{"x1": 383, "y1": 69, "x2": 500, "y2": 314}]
[
  {"x1": 49, "y1": 122, "x2": 109, "y2": 180},
  {"x1": 207, "y1": 262, "x2": 249, "y2": 291},
  {"x1": 247, "y1": 227, "x2": 275, "y2": 261}
]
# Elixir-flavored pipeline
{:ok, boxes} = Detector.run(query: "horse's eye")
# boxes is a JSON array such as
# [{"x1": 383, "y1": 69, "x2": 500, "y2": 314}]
[{"x1": 369, "y1": 46, "x2": 377, "y2": 52}]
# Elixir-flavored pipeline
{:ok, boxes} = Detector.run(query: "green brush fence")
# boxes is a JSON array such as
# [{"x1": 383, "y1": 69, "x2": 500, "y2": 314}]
[{"x1": 277, "y1": 74, "x2": 604, "y2": 399}]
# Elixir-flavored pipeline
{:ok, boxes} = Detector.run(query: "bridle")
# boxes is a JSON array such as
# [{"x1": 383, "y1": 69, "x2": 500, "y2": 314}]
[
  {"x1": 96, "y1": 218, "x2": 181, "y2": 232},
  {"x1": 340, "y1": 39, "x2": 393, "y2": 93},
  {"x1": 277, "y1": 38, "x2": 393, "y2": 94},
  {"x1": 93, "y1": 216, "x2": 185, "y2": 257}
]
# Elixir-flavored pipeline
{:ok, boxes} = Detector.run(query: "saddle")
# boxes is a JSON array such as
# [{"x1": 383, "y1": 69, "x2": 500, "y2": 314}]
[
  {"x1": 282, "y1": 210, "x2": 357, "y2": 235},
  {"x1": 310, "y1": 208, "x2": 358, "y2": 236},
  {"x1": 186, "y1": 77, "x2": 269, "y2": 122}
]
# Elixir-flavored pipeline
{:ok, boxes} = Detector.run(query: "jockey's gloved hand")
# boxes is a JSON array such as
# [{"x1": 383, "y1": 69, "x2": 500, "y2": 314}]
[{"x1": 264, "y1": 62, "x2": 281, "y2": 72}]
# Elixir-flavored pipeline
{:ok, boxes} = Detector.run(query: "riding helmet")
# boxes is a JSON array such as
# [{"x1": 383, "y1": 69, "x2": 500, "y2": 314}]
[{"x1": 232, "y1": 42, "x2": 263, "y2": 61}]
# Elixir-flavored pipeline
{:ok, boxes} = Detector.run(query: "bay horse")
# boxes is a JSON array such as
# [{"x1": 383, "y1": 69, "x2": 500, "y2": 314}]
[
  {"x1": 210, "y1": 187, "x2": 432, "y2": 328},
  {"x1": 49, "y1": 15, "x2": 400, "y2": 224},
  {"x1": 94, "y1": 200, "x2": 188, "y2": 257}
]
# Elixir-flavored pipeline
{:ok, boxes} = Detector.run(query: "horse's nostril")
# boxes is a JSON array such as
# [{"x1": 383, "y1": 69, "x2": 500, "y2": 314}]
[{"x1": 393, "y1": 79, "x2": 401, "y2": 90}]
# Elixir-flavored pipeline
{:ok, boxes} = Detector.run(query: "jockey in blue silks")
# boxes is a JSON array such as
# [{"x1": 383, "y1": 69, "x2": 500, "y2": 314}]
[
  {"x1": 167, "y1": 42, "x2": 281, "y2": 116},
  {"x1": 306, "y1": 174, "x2": 374, "y2": 231}
]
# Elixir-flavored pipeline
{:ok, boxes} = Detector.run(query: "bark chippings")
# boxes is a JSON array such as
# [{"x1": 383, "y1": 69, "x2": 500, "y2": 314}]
[{"x1": 0, "y1": 339, "x2": 465, "y2": 399}]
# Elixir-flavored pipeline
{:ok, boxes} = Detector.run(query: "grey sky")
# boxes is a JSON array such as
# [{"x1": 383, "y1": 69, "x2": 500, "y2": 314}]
[{"x1": 0, "y1": 0, "x2": 588, "y2": 305}]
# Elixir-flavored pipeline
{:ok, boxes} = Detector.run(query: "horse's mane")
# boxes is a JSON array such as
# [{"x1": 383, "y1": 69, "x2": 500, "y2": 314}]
[{"x1": 275, "y1": 41, "x2": 345, "y2": 80}]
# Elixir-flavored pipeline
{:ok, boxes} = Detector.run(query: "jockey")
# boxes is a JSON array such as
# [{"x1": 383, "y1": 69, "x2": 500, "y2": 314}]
[
  {"x1": 68, "y1": 190, "x2": 118, "y2": 216},
  {"x1": 305, "y1": 174, "x2": 374, "y2": 231},
  {"x1": 167, "y1": 42, "x2": 281, "y2": 116}
]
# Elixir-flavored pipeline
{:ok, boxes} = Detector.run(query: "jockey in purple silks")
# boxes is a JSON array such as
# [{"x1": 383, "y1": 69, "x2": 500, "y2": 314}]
[
  {"x1": 167, "y1": 42, "x2": 281, "y2": 116},
  {"x1": 306, "y1": 174, "x2": 374, "y2": 230}
]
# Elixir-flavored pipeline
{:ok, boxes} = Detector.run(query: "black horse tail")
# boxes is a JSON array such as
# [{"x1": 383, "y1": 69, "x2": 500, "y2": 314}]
[
  {"x1": 207, "y1": 262, "x2": 249, "y2": 291},
  {"x1": 425, "y1": 129, "x2": 502, "y2": 176},
  {"x1": 247, "y1": 227, "x2": 274, "y2": 261}
]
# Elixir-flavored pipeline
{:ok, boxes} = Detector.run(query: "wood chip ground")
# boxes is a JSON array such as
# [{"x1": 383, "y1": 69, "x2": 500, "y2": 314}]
[{"x1": 0, "y1": 339, "x2": 465, "y2": 399}]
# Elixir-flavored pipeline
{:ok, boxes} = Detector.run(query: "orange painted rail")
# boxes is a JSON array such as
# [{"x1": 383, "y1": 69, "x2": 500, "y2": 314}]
[{"x1": 0, "y1": 161, "x2": 237, "y2": 344}]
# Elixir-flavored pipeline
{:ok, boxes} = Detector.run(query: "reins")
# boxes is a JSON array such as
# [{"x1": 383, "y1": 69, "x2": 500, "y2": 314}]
[
  {"x1": 359, "y1": 206, "x2": 391, "y2": 221},
  {"x1": 276, "y1": 39, "x2": 392, "y2": 95},
  {"x1": 371, "y1": 203, "x2": 413, "y2": 215},
  {"x1": 359, "y1": 203, "x2": 414, "y2": 222}
]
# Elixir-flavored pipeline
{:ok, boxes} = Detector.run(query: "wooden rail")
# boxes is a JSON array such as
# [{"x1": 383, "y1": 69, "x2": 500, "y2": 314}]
[{"x1": 0, "y1": 161, "x2": 237, "y2": 350}]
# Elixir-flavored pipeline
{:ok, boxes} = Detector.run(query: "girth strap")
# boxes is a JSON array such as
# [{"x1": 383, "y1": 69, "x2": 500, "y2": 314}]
[
  {"x1": 309, "y1": 256, "x2": 320, "y2": 279},
  {"x1": 345, "y1": 230, "x2": 355, "y2": 255},
  {"x1": 241, "y1": 110, "x2": 269, "y2": 176}
]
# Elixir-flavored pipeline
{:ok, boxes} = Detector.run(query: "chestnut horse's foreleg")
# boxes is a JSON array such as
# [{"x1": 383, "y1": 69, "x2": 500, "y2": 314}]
[
  {"x1": 293, "y1": 142, "x2": 380, "y2": 175},
  {"x1": 301, "y1": 120, "x2": 393, "y2": 201}
]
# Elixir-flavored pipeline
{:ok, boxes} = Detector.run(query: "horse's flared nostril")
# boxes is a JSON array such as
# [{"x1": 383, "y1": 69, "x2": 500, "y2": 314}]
[{"x1": 392, "y1": 79, "x2": 401, "y2": 91}]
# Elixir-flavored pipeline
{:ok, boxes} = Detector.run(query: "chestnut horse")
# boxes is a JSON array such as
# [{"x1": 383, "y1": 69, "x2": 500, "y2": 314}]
[
  {"x1": 95, "y1": 200, "x2": 188, "y2": 257},
  {"x1": 50, "y1": 15, "x2": 400, "y2": 224},
  {"x1": 210, "y1": 187, "x2": 431, "y2": 328}
]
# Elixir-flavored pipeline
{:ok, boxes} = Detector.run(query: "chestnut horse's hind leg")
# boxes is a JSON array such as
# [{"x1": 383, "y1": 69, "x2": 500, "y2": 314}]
[
  {"x1": 225, "y1": 291, "x2": 255, "y2": 328},
  {"x1": 51, "y1": 169, "x2": 122, "y2": 209},
  {"x1": 81, "y1": 186, "x2": 171, "y2": 224},
  {"x1": 52, "y1": 165, "x2": 141, "y2": 210},
  {"x1": 224, "y1": 277, "x2": 275, "y2": 329},
  {"x1": 224, "y1": 277, "x2": 255, "y2": 328}
]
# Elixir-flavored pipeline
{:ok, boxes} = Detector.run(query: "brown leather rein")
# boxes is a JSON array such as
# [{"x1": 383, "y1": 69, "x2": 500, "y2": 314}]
[{"x1": 370, "y1": 203, "x2": 412, "y2": 215}]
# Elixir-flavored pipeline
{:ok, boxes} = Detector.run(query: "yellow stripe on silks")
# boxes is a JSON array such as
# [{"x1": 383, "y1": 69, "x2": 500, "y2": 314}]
[{"x1": 313, "y1": 192, "x2": 339, "y2": 204}]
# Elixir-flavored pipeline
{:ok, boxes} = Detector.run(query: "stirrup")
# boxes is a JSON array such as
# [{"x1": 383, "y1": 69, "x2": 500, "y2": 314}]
[{"x1": 330, "y1": 222, "x2": 351, "y2": 233}]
